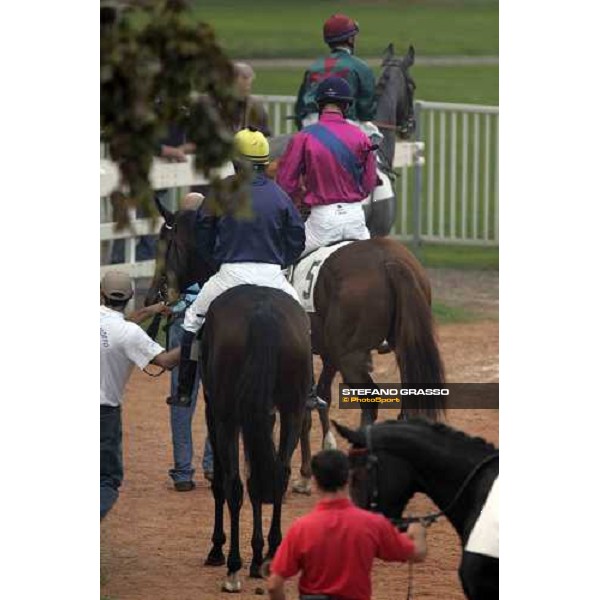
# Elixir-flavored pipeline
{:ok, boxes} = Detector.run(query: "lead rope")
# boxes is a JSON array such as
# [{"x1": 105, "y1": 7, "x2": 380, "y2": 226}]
[{"x1": 406, "y1": 561, "x2": 414, "y2": 600}]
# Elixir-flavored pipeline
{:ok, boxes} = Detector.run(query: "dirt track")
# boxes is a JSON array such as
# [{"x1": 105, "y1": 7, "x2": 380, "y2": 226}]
[{"x1": 101, "y1": 308, "x2": 498, "y2": 600}]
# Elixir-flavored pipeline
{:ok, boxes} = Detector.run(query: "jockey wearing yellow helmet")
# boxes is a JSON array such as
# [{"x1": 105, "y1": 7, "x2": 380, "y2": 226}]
[{"x1": 171, "y1": 128, "x2": 306, "y2": 407}]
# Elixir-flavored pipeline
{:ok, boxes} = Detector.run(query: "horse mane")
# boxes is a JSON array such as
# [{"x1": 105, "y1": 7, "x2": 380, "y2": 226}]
[
  {"x1": 375, "y1": 65, "x2": 392, "y2": 100},
  {"x1": 380, "y1": 418, "x2": 498, "y2": 453}
]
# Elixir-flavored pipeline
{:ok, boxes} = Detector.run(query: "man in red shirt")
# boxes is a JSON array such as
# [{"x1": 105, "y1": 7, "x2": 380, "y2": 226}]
[{"x1": 267, "y1": 450, "x2": 427, "y2": 600}]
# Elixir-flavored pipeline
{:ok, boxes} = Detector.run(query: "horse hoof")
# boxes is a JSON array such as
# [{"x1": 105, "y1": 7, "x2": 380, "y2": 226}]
[
  {"x1": 249, "y1": 563, "x2": 263, "y2": 579},
  {"x1": 222, "y1": 572, "x2": 242, "y2": 593},
  {"x1": 260, "y1": 559, "x2": 272, "y2": 578},
  {"x1": 291, "y1": 478, "x2": 312, "y2": 495},
  {"x1": 205, "y1": 552, "x2": 226, "y2": 567},
  {"x1": 323, "y1": 431, "x2": 337, "y2": 450}
]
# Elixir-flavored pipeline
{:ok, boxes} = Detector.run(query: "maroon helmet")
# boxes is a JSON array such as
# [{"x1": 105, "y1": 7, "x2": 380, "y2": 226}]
[{"x1": 323, "y1": 14, "x2": 360, "y2": 45}]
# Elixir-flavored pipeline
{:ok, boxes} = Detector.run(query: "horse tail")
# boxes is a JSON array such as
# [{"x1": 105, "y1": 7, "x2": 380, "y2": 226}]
[
  {"x1": 237, "y1": 297, "x2": 282, "y2": 504},
  {"x1": 384, "y1": 260, "x2": 446, "y2": 420}
]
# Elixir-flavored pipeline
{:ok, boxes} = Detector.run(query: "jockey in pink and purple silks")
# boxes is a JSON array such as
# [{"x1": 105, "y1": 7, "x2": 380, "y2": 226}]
[{"x1": 277, "y1": 76, "x2": 378, "y2": 256}]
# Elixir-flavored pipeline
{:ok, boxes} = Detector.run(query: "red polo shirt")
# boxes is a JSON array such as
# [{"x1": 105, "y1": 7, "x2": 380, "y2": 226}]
[{"x1": 270, "y1": 497, "x2": 414, "y2": 600}]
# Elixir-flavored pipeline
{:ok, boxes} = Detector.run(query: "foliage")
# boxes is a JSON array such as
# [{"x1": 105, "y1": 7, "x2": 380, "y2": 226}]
[{"x1": 101, "y1": 0, "x2": 239, "y2": 228}]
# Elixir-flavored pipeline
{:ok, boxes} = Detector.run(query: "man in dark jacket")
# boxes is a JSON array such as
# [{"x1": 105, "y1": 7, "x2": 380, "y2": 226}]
[
  {"x1": 172, "y1": 128, "x2": 305, "y2": 406},
  {"x1": 231, "y1": 62, "x2": 271, "y2": 136}
]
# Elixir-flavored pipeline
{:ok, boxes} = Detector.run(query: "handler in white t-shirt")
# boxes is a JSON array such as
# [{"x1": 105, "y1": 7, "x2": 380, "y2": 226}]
[{"x1": 100, "y1": 271, "x2": 180, "y2": 520}]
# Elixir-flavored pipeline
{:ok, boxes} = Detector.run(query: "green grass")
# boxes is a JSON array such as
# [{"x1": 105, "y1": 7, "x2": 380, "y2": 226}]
[
  {"x1": 432, "y1": 300, "x2": 476, "y2": 323},
  {"x1": 415, "y1": 243, "x2": 498, "y2": 270},
  {"x1": 192, "y1": 0, "x2": 499, "y2": 58},
  {"x1": 253, "y1": 65, "x2": 498, "y2": 106}
]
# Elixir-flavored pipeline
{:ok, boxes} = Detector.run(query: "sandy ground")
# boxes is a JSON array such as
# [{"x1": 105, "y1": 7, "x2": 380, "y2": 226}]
[{"x1": 101, "y1": 267, "x2": 499, "y2": 600}]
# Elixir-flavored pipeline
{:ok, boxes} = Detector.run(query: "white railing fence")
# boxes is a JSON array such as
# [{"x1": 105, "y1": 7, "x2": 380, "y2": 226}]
[
  {"x1": 100, "y1": 95, "x2": 499, "y2": 282},
  {"x1": 412, "y1": 101, "x2": 499, "y2": 246}
]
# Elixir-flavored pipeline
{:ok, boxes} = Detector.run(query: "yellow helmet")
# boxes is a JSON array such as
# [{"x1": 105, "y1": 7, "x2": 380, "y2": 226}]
[{"x1": 234, "y1": 127, "x2": 269, "y2": 164}]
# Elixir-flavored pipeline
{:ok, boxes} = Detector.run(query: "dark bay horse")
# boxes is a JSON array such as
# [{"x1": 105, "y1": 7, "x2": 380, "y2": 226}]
[
  {"x1": 145, "y1": 199, "x2": 212, "y2": 307},
  {"x1": 268, "y1": 43, "x2": 416, "y2": 237},
  {"x1": 335, "y1": 419, "x2": 499, "y2": 600},
  {"x1": 145, "y1": 200, "x2": 312, "y2": 593},
  {"x1": 202, "y1": 285, "x2": 311, "y2": 592}
]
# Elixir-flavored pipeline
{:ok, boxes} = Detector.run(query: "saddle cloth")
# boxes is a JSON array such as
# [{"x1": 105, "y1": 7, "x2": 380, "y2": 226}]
[
  {"x1": 465, "y1": 476, "x2": 499, "y2": 558},
  {"x1": 290, "y1": 241, "x2": 353, "y2": 312}
]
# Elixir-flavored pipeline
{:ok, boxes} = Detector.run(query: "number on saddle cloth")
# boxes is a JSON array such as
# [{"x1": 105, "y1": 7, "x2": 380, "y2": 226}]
[{"x1": 304, "y1": 124, "x2": 365, "y2": 194}]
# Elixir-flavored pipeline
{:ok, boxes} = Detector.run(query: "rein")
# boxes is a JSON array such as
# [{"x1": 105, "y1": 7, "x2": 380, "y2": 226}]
[
  {"x1": 372, "y1": 120, "x2": 403, "y2": 132},
  {"x1": 142, "y1": 274, "x2": 196, "y2": 378}
]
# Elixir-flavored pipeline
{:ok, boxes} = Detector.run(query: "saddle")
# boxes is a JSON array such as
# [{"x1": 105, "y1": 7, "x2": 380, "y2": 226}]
[{"x1": 288, "y1": 241, "x2": 354, "y2": 313}]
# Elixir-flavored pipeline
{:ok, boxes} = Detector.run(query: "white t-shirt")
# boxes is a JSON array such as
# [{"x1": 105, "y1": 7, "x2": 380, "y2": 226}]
[{"x1": 100, "y1": 306, "x2": 165, "y2": 407}]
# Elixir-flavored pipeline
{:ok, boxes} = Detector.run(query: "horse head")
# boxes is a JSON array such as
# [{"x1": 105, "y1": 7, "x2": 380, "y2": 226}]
[
  {"x1": 144, "y1": 195, "x2": 212, "y2": 307},
  {"x1": 376, "y1": 43, "x2": 417, "y2": 148},
  {"x1": 333, "y1": 420, "x2": 419, "y2": 521}
]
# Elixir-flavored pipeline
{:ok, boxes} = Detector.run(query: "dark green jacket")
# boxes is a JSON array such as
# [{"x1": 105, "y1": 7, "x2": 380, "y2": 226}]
[{"x1": 294, "y1": 47, "x2": 376, "y2": 129}]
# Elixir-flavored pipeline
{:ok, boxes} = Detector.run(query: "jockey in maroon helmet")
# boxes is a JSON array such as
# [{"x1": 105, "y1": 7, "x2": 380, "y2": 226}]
[{"x1": 294, "y1": 14, "x2": 377, "y2": 131}]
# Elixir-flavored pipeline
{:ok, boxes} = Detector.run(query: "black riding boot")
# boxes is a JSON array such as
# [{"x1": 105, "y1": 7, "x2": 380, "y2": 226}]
[{"x1": 167, "y1": 329, "x2": 200, "y2": 407}]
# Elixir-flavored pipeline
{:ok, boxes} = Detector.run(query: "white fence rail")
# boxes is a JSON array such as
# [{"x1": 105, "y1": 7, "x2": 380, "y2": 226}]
[
  {"x1": 100, "y1": 95, "x2": 498, "y2": 281},
  {"x1": 413, "y1": 101, "x2": 499, "y2": 245}
]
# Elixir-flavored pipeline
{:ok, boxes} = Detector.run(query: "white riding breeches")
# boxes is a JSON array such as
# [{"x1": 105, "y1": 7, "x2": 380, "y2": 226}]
[
  {"x1": 302, "y1": 202, "x2": 370, "y2": 257},
  {"x1": 182, "y1": 263, "x2": 301, "y2": 333}
]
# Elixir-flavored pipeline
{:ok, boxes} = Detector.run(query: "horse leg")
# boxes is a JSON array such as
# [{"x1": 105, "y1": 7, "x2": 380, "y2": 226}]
[
  {"x1": 219, "y1": 424, "x2": 244, "y2": 593},
  {"x1": 245, "y1": 412, "x2": 277, "y2": 579},
  {"x1": 338, "y1": 350, "x2": 378, "y2": 427},
  {"x1": 316, "y1": 358, "x2": 337, "y2": 450},
  {"x1": 204, "y1": 405, "x2": 226, "y2": 567},
  {"x1": 247, "y1": 483, "x2": 264, "y2": 578},
  {"x1": 270, "y1": 409, "x2": 303, "y2": 554},
  {"x1": 292, "y1": 408, "x2": 313, "y2": 495}
]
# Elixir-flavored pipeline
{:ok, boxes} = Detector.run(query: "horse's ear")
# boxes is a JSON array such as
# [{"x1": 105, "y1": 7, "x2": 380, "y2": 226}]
[
  {"x1": 382, "y1": 43, "x2": 394, "y2": 62},
  {"x1": 154, "y1": 194, "x2": 174, "y2": 224},
  {"x1": 333, "y1": 420, "x2": 366, "y2": 447},
  {"x1": 405, "y1": 44, "x2": 415, "y2": 68}
]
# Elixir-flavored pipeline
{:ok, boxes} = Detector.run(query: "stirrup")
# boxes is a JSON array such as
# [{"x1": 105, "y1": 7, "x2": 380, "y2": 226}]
[{"x1": 306, "y1": 390, "x2": 328, "y2": 411}]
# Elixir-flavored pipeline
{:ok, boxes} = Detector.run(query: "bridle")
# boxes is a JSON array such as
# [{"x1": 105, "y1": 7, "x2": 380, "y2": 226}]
[
  {"x1": 373, "y1": 58, "x2": 416, "y2": 137},
  {"x1": 143, "y1": 221, "x2": 196, "y2": 377},
  {"x1": 350, "y1": 426, "x2": 499, "y2": 600},
  {"x1": 353, "y1": 424, "x2": 499, "y2": 530}
]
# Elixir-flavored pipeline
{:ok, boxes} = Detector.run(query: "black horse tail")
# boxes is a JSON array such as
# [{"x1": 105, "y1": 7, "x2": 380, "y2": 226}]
[
  {"x1": 238, "y1": 298, "x2": 282, "y2": 504},
  {"x1": 384, "y1": 260, "x2": 446, "y2": 421}
]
